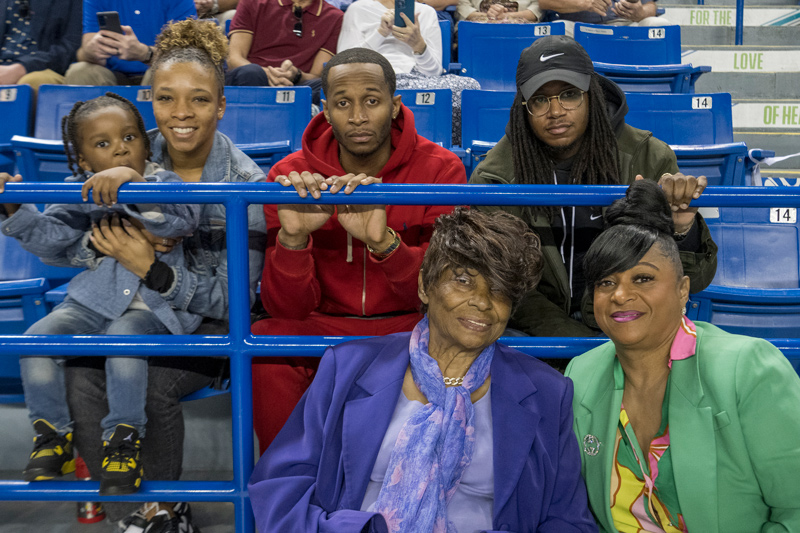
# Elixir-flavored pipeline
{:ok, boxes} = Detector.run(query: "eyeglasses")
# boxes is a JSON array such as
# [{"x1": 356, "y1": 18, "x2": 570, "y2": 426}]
[
  {"x1": 523, "y1": 88, "x2": 586, "y2": 117},
  {"x1": 293, "y1": 5, "x2": 303, "y2": 38}
]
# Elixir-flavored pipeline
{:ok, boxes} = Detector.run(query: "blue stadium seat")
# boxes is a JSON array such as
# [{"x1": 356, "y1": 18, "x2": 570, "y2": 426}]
[
  {"x1": 218, "y1": 86, "x2": 312, "y2": 171},
  {"x1": 0, "y1": 232, "x2": 81, "y2": 335},
  {"x1": 396, "y1": 88, "x2": 453, "y2": 148},
  {"x1": 12, "y1": 85, "x2": 156, "y2": 183},
  {"x1": 574, "y1": 23, "x2": 710, "y2": 93},
  {"x1": 458, "y1": 21, "x2": 566, "y2": 92},
  {"x1": 460, "y1": 89, "x2": 516, "y2": 174},
  {"x1": 0, "y1": 84, "x2": 33, "y2": 174},
  {"x1": 624, "y1": 92, "x2": 766, "y2": 186},
  {"x1": 687, "y1": 206, "x2": 800, "y2": 338},
  {"x1": 0, "y1": 232, "x2": 82, "y2": 400},
  {"x1": 439, "y1": 19, "x2": 453, "y2": 73}
]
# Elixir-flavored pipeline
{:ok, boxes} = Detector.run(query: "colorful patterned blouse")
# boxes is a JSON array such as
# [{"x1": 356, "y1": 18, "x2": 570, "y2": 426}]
[{"x1": 610, "y1": 317, "x2": 697, "y2": 533}]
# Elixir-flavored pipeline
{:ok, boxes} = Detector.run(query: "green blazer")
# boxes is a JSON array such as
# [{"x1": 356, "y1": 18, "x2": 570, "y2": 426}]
[{"x1": 565, "y1": 321, "x2": 800, "y2": 532}]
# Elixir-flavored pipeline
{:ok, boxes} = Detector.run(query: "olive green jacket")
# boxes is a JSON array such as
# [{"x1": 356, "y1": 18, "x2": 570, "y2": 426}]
[
  {"x1": 470, "y1": 128, "x2": 718, "y2": 337},
  {"x1": 565, "y1": 321, "x2": 800, "y2": 532}
]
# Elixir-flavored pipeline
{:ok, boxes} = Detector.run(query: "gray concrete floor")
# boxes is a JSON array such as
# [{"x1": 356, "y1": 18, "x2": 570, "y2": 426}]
[{"x1": 0, "y1": 498, "x2": 235, "y2": 532}]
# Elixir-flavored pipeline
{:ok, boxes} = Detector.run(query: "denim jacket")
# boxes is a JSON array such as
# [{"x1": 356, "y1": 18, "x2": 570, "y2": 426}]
[
  {"x1": 0, "y1": 163, "x2": 202, "y2": 334},
  {"x1": 148, "y1": 130, "x2": 267, "y2": 322}
]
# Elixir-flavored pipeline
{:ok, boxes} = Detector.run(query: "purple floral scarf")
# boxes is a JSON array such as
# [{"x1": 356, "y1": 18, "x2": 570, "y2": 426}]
[{"x1": 369, "y1": 316, "x2": 495, "y2": 532}]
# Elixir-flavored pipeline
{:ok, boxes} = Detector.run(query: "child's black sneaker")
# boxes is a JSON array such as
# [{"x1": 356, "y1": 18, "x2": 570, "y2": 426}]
[
  {"x1": 100, "y1": 424, "x2": 143, "y2": 495},
  {"x1": 22, "y1": 419, "x2": 76, "y2": 481}
]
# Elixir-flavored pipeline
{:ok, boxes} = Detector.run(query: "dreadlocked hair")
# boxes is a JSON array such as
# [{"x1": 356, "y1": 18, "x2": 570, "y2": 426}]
[
  {"x1": 509, "y1": 74, "x2": 621, "y2": 219},
  {"x1": 61, "y1": 93, "x2": 151, "y2": 178},
  {"x1": 152, "y1": 18, "x2": 228, "y2": 97}
]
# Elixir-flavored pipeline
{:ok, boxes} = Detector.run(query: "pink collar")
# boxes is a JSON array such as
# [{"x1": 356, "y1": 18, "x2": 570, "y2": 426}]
[{"x1": 668, "y1": 316, "x2": 697, "y2": 369}]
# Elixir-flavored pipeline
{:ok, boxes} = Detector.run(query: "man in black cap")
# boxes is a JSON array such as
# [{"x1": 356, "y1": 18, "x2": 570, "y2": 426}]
[{"x1": 470, "y1": 35, "x2": 717, "y2": 338}]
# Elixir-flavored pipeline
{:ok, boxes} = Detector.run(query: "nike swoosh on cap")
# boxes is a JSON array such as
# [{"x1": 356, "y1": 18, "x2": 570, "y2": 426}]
[
  {"x1": 590, "y1": 214, "x2": 603, "y2": 220},
  {"x1": 540, "y1": 53, "x2": 565, "y2": 62}
]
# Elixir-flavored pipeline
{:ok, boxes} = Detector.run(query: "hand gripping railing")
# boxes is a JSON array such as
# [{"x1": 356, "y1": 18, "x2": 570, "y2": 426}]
[{"x1": 2, "y1": 183, "x2": 800, "y2": 532}]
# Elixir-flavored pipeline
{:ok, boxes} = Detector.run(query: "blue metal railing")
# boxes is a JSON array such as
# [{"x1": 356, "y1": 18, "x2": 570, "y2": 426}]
[
  {"x1": 736, "y1": 0, "x2": 744, "y2": 45},
  {"x1": 3, "y1": 183, "x2": 800, "y2": 532}
]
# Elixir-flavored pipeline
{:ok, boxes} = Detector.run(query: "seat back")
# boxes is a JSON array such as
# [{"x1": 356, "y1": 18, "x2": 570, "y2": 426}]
[
  {"x1": 25, "y1": 86, "x2": 155, "y2": 182},
  {"x1": 458, "y1": 21, "x2": 566, "y2": 91},
  {"x1": 687, "y1": 206, "x2": 800, "y2": 337},
  {"x1": 460, "y1": 89, "x2": 516, "y2": 172},
  {"x1": 35, "y1": 85, "x2": 156, "y2": 139},
  {"x1": 574, "y1": 23, "x2": 681, "y2": 65},
  {"x1": 0, "y1": 232, "x2": 81, "y2": 335},
  {"x1": 624, "y1": 92, "x2": 747, "y2": 185},
  {"x1": 625, "y1": 92, "x2": 734, "y2": 145},
  {"x1": 0, "y1": 85, "x2": 33, "y2": 143},
  {"x1": 219, "y1": 86, "x2": 311, "y2": 149},
  {"x1": 439, "y1": 19, "x2": 451, "y2": 72},
  {"x1": 0, "y1": 85, "x2": 33, "y2": 173},
  {"x1": 706, "y1": 207, "x2": 800, "y2": 289},
  {"x1": 396, "y1": 89, "x2": 453, "y2": 148}
]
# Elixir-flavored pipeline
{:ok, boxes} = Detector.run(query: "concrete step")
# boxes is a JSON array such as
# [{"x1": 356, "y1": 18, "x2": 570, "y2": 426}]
[
  {"x1": 682, "y1": 46, "x2": 800, "y2": 98},
  {"x1": 758, "y1": 169, "x2": 800, "y2": 185},
  {"x1": 664, "y1": 5, "x2": 800, "y2": 26},
  {"x1": 731, "y1": 98, "x2": 800, "y2": 170},
  {"x1": 679, "y1": 24, "x2": 799, "y2": 45}
]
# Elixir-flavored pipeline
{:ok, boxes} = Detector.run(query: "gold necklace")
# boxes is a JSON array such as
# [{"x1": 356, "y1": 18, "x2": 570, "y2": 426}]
[{"x1": 443, "y1": 376, "x2": 465, "y2": 386}]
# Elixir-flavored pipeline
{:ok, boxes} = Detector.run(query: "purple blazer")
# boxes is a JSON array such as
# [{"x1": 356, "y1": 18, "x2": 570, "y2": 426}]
[{"x1": 248, "y1": 332, "x2": 597, "y2": 533}]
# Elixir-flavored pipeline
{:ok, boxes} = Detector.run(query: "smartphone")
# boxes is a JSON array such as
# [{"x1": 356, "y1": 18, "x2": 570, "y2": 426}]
[
  {"x1": 97, "y1": 11, "x2": 123, "y2": 34},
  {"x1": 394, "y1": 0, "x2": 415, "y2": 28}
]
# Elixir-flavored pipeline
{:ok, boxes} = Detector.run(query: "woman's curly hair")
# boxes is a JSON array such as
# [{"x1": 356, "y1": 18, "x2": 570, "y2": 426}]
[
  {"x1": 420, "y1": 207, "x2": 544, "y2": 313},
  {"x1": 152, "y1": 18, "x2": 228, "y2": 96}
]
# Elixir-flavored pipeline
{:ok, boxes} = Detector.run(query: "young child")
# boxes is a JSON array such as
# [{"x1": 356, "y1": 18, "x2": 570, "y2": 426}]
[{"x1": 0, "y1": 93, "x2": 201, "y2": 495}]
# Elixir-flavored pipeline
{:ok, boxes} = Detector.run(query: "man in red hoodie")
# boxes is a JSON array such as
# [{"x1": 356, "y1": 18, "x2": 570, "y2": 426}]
[{"x1": 251, "y1": 48, "x2": 467, "y2": 452}]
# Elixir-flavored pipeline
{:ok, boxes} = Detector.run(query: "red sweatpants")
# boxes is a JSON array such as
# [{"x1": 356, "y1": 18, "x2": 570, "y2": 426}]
[{"x1": 251, "y1": 312, "x2": 422, "y2": 455}]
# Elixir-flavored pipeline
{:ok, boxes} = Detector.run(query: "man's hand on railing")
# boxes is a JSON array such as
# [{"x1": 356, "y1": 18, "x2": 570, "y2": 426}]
[{"x1": 637, "y1": 173, "x2": 708, "y2": 235}]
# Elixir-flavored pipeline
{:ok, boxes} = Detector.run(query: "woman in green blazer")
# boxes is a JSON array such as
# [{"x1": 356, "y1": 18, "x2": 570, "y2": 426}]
[{"x1": 565, "y1": 180, "x2": 800, "y2": 532}]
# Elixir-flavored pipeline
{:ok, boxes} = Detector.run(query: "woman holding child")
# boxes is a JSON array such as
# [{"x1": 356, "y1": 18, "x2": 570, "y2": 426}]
[{"x1": 60, "y1": 18, "x2": 266, "y2": 531}]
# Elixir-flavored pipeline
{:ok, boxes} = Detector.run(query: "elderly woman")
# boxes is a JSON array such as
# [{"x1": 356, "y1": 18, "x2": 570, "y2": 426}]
[
  {"x1": 565, "y1": 180, "x2": 800, "y2": 532},
  {"x1": 249, "y1": 207, "x2": 597, "y2": 533}
]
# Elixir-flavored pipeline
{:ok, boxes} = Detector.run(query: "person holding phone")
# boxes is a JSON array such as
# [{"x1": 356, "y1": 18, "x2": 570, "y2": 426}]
[
  {"x1": 337, "y1": 0, "x2": 480, "y2": 145},
  {"x1": 64, "y1": 0, "x2": 196, "y2": 86}
]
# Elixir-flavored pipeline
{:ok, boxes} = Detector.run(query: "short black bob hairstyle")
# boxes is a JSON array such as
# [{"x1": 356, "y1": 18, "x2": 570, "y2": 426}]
[{"x1": 583, "y1": 179, "x2": 683, "y2": 295}]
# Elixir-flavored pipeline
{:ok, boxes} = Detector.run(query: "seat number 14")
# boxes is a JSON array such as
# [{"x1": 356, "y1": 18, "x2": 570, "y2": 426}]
[{"x1": 770, "y1": 208, "x2": 797, "y2": 223}]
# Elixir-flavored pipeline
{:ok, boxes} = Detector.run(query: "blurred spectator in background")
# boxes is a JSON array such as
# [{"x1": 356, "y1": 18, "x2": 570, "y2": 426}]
[
  {"x1": 457, "y1": 0, "x2": 540, "y2": 22},
  {"x1": 0, "y1": 0, "x2": 82, "y2": 89},
  {"x1": 225, "y1": 0, "x2": 343, "y2": 105},
  {"x1": 64, "y1": 0, "x2": 196, "y2": 86},
  {"x1": 195, "y1": 0, "x2": 239, "y2": 27},
  {"x1": 540, "y1": 0, "x2": 669, "y2": 36}
]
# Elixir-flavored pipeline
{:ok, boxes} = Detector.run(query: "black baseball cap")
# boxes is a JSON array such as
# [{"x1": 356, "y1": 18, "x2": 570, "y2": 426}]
[{"x1": 517, "y1": 36, "x2": 594, "y2": 101}]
